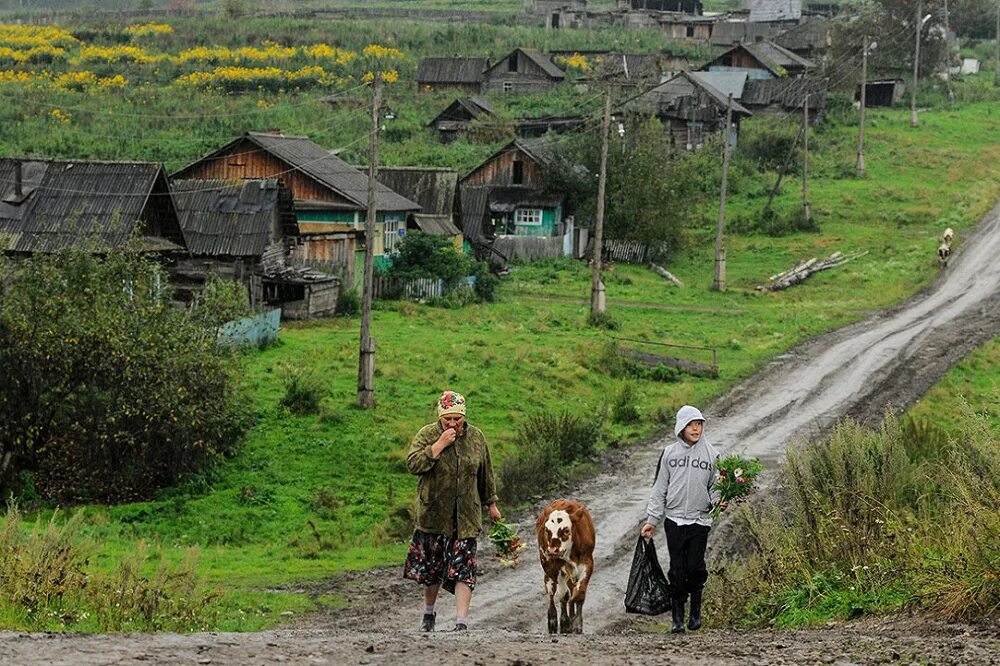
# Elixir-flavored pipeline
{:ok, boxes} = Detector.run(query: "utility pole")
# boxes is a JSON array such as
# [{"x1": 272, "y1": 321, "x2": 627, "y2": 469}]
[
  {"x1": 856, "y1": 35, "x2": 868, "y2": 179},
  {"x1": 801, "y1": 93, "x2": 810, "y2": 224},
  {"x1": 911, "y1": 0, "x2": 922, "y2": 128},
  {"x1": 590, "y1": 87, "x2": 611, "y2": 318},
  {"x1": 944, "y1": 0, "x2": 954, "y2": 101},
  {"x1": 996, "y1": 2, "x2": 999, "y2": 86},
  {"x1": 357, "y1": 72, "x2": 381, "y2": 409},
  {"x1": 712, "y1": 94, "x2": 733, "y2": 293}
]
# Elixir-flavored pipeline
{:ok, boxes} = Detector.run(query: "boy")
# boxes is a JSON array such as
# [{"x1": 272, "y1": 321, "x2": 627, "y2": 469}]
[{"x1": 640, "y1": 405, "x2": 721, "y2": 633}]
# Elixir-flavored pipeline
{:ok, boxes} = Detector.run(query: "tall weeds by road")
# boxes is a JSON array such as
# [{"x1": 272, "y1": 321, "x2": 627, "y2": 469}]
[{"x1": 709, "y1": 409, "x2": 1000, "y2": 626}]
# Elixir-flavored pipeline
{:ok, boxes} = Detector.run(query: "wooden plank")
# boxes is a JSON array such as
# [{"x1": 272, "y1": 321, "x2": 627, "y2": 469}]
[{"x1": 617, "y1": 347, "x2": 718, "y2": 378}]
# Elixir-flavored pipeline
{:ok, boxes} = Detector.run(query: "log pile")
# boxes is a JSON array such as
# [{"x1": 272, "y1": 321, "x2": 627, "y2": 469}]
[{"x1": 757, "y1": 251, "x2": 868, "y2": 292}]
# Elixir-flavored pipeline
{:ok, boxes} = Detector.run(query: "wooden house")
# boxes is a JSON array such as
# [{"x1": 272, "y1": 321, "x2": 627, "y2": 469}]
[
  {"x1": 416, "y1": 57, "x2": 488, "y2": 93},
  {"x1": 773, "y1": 17, "x2": 833, "y2": 63},
  {"x1": 374, "y1": 166, "x2": 464, "y2": 251},
  {"x1": 625, "y1": 70, "x2": 752, "y2": 151},
  {"x1": 709, "y1": 21, "x2": 785, "y2": 47},
  {"x1": 482, "y1": 48, "x2": 565, "y2": 94},
  {"x1": 427, "y1": 97, "x2": 496, "y2": 144},
  {"x1": 856, "y1": 80, "x2": 905, "y2": 108},
  {"x1": 617, "y1": 0, "x2": 702, "y2": 11},
  {"x1": 168, "y1": 177, "x2": 338, "y2": 319},
  {"x1": 459, "y1": 138, "x2": 568, "y2": 250},
  {"x1": 172, "y1": 131, "x2": 420, "y2": 279},
  {"x1": 740, "y1": 76, "x2": 827, "y2": 120},
  {"x1": 701, "y1": 40, "x2": 815, "y2": 79},
  {"x1": 0, "y1": 157, "x2": 184, "y2": 256}
]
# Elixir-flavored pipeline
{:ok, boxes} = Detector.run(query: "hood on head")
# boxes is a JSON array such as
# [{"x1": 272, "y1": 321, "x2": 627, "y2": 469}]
[{"x1": 674, "y1": 405, "x2": 705, "y2": 437}]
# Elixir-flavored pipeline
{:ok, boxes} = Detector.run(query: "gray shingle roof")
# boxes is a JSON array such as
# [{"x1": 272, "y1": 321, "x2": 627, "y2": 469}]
[
  {"x1": 740, "y1": 77, "x2": 828, "y2": 109},
  {"x1": 374, "y1": 167, "x2": 458, "y2": 218},
  {"x1": 485, "y1": 49, "x2": 565, "y2": 80},
  {"x1": 243, "y1": 132, "x2": 419, "y2": 212},
  {"x1": 171, "y1": 178, "x2": 289, "y2": 257},
  {"x1": 749, "y1": 0, "x2": 802, "y2": 22},
  {"x1": 411, "y1": 213, "x2": 461, "y2": 236},
  {"x1": 417, "y1": 57, "x2": 488, "y2": 84},
  {"x1": 0, "y1": 158, "x2": 183, "y2": 253}
]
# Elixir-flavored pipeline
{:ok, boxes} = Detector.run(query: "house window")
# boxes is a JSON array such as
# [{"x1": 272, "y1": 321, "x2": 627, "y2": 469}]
[
  {"x1": 502, "y1": 80, "x2": 513, "y2": 92},
  {"x1": 686, "y1": 122, "x2": 704, "y2": 151},
  {"x1": 686, "y1": 26, "x2": 695, "y2": 38},
  {"x1": 508, "y1": 55, "x2": 518, "y2": 73},
  {"x1": 514, "y1": 208, "x2": 543, "y2": 226},
  {"x1": 512, "y1": 159, "x2": 524, "y2": 185},
  {"x1": 383, "y1": 217, "x2": 402, "y2": 252}
]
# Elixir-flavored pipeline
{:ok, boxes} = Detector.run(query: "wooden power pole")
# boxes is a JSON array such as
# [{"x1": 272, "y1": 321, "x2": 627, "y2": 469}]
[
  {"x1": 590, "y1": 87, "x2": 611, "y2": 318},
  {"x1": 856, "y1": 35, "x2": 869, "y2": 179},
  {"x1": 802, "y1": 93, "x2": 810, "y2": 224},
  {"x1": 996, "y1": 2, "x2": 1000, "y2": 86},
  {"x1": 357, "y1": 73, "x2": 381, "y2": 409},
  {"x1": 911, "y1": 0, "x2": 922, "y2": 128},
  {"x1": 712, "y1": 94, "x2": 733, "y2": 292}
]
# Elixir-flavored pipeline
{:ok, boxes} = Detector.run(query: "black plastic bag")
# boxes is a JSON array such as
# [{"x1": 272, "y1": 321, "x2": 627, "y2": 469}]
[{"x1": 624, "y1": 536, "x2": 671, "y2": 615}]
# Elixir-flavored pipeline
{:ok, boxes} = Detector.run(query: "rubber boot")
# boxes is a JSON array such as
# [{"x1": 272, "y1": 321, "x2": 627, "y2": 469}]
[
  {"x1": 687, "y1": 590, "x2": 703, "y2": 631},
  {"x1": 670, "y1": 597, "x2": 686, "y2": 634}
]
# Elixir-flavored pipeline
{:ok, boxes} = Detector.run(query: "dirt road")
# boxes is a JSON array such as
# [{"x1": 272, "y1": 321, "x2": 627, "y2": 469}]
[{"x1": 3, "y1": 205, "x2": 1000, "y2": 664}]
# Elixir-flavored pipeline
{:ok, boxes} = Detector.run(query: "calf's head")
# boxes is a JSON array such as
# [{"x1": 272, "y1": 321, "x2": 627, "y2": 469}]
[{"x1": 542, "y1": 509, "x2": 573, "y2": 558}]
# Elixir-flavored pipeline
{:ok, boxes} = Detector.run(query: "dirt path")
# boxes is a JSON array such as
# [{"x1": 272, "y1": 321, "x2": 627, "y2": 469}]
[{"x1": 3, "y1": 206, "x2": 1000, "y2": 664}]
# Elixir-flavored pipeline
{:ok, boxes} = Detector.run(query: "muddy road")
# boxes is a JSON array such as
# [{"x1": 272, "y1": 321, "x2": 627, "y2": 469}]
[{"x1": 3, "y1": 205, "x2": 1000, "y2": 664}]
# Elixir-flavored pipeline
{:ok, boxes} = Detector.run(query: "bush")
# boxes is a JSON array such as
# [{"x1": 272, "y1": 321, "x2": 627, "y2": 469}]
[
  {"x1": 388, "y1": 231, "x2": 476, "y2": 289},
  {"x1": 336, "y1": 287, "x2": 360, "y2": 317},
  {"x1": 739, "y1": 122, "x2": 800, "y2": 173},
  {"x1": 473, "y1": 263, "x2": 500, "y2": 303},
  {"x1": 189, "y1": 275, "x2": 252, "y2": 329},
  {"x1": 279, "y1": 365, "x2": 326, "y2": 415},
  {"x1": 0, "y1": 250, "x2": 248, "y2": 503},
  {"x1": 730, "y1": 206, "x2": 820, "y2": 237},
  {"x1": 587, "y1": 310, "x2": 620, "y2": 330},
  {"x1": 513, "y1": 411, "x2": 604, "y2": 465},
  {"x1": 612, "y1": 381, "x2": 642, "y2": 424}
]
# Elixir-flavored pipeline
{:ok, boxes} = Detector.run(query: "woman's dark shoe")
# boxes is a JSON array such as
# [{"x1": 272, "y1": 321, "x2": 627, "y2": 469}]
[
  {"x1": 687, "y1": 590, "x2": 703, "y2": 631},
  {"x1": 420, "y1": 612, "x2": 436, "y2": 632},
  {"x1": 452, "y1": 623, "x2": 468, "y2": 631},
  {"x1": 670, "y1": 598, "x2": 686, "y2": 634}
]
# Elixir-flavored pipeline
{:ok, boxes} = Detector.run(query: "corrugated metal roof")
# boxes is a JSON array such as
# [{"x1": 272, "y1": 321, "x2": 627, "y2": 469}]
[
  {"x1": 709, "y1": 21, "x2": 783, "y2": 46},
  {"x1": 412, "y1": 213, "x2": 461, "y2": 236},
  {"x1": 0, "y1": 158, "x2": 184, "y2": 254},
  {"x1": 428, "y1": 97, "x2": 495, "y2": 127},
  {"x1": 627, "y1": 71, "x2": 752, "y2": 117},
  {"x1": 744, "y1": 40, "x2": 815, "y2": 71},
  {"x1": 244, "y1": 132, "x2": 420, "y2": 212},
  {"x1": 458, "y1": 186, "x2": 489, "y2": 242},
  {"x1": 774, "y1": 17, "x2": 832, "y2": 52},
  {"x1": 741, "y1": 77, "x2": 828, "y2": 108},
  {"x1": 486, "y1": 48, "x2": 565, "y2": 80},
  {"x1": 488, "y1": 187, "x2": 564, "y2": 212},
  {"x1": 417, "y1": 57, "x2": 488, "y2": 84},
  {"x1": 171, "y1": 178, "x2": 288, "y2": 257},
  {"x1": 750, "y1": 0, "x2": 801, "y2": 22},
  {"x1": 375, "y1": 167, "x2": 458, "y2": 217},
  {"x1": 690, "y1": 71, "x2": 748, "y2": 100}
]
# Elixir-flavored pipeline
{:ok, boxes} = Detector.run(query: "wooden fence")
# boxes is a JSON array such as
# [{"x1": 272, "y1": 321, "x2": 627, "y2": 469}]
[
  {"x1": 372, "y1": 276, "x2": 446, "y2": 301},
  {"x1": 603, "y1": 239, "x2": 651, "y2": 264}
]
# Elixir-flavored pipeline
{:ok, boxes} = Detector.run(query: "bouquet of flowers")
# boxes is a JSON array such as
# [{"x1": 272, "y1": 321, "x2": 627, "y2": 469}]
[
  {"x1": 488, "y1": 518, "x2": 527, "y2": 567},
  {"x1": 711, "y1": 455, "x2": 763, "y2": 520}
]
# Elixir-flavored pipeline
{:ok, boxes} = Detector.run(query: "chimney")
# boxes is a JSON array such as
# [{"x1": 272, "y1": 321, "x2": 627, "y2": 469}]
[{"x1": 13, "y1": 160, "x2": 22, "y2": 199}]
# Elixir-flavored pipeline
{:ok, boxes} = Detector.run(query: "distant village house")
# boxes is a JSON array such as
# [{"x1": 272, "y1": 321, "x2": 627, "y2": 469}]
[
  {"x1": 482, "y1": 48, "x2": 566, "y2": 94},
  {"x1": 416, "y1": 57, "x2": 489, "y2": 93}
]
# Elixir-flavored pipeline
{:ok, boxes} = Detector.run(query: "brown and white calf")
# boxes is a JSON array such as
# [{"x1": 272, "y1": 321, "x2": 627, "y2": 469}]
[{"x1": 535, "y1": 499, "x2": 595, "y2": 634}]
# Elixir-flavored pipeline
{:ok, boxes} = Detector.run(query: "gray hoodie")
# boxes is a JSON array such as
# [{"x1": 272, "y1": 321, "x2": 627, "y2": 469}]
[{"x1": 645, "y1": 405, "x2": 721, "y2": 527}]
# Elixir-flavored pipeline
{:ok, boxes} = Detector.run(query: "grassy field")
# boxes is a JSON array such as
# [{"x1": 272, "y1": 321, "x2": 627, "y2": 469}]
[
  {"x1": 1, "y1": 12, "x2": 999, "y2": 630},
  {"x1": 18, "y1": 93, "x2": 989, "y2": 630}
]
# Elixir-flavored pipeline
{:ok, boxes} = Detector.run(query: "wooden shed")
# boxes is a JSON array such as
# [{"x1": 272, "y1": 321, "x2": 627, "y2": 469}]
[
  {"x1": 172, "y1": 131, "x2": 419, "y2": 280},
  {"x1": 0, "y1": 157, "x2": 184, "y2": 256},
  {"x1": 427, "y1": 97, "x2": 496, "y2": 144},
  {"x1": 482, "y1": 48, "x2": 565, "y2": 94}
]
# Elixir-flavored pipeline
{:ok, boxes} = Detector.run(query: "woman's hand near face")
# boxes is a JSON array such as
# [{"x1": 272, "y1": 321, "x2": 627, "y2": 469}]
[{"x1": 430, "y1": 427, "x2": 458, "y2": 458}]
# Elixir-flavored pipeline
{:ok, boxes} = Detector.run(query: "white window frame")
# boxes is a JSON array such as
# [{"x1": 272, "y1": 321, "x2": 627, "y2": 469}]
[
  {"x1": 514, "y1": 208, "x2": 543, "y2": 226},
  {"x1": 383, "y1": 217, "x2": 402, "y2": 252},
  {"x1": 502, "y1": 80, "x2": 513, "y2": 92}
]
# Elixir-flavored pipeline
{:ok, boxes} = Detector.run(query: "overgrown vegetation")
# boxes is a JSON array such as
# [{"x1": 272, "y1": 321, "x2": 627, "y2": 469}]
[
  {"x1": 0, "y1": 249, "x2": 248, "y2": 502},
  {"x1": 707, "y1": 412, "x2": 1000, "y2": 627}
]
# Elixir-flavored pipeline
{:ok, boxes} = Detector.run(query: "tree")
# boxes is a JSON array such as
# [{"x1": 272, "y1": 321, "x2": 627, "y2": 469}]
[
  {"x1": 545, "y1": 117, "x2": 691, "y2": 259},
  {"x1": 0, "y1": 249, "x2": 248, "y2": 502},
  {"x1": 830, "y1": 0, "x2": 948, "y2": 82}
]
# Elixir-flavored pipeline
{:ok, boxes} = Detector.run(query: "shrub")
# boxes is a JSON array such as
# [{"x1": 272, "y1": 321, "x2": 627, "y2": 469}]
[
  {"x1": 513, "y1": 411, "x2": 604, "y2": 465},
  {"x1": 0, "y1": 250, "x2": 248, "y2": 503},
  {"x1": 612, "y1": 381, "x2": 642, "y2": 424},
  {"x1": 279, "y1": 365, "x2": 326, "y2": 415},
  {"x1": 189, "y1": 275, "x2": 252, "y2": 329},
  {"x1": 473, "y1": 263, "x2": 500, "y2": 303},
  {"x1": 739, "y1": 122, "x2": 800, "y2": 172},
  {"x1": 388, "y1": 231, "x2": 476, "y2": 289},
  {"x1": 336, "y1": 287, "x2": 360, "y2": 317},
  {"x1": 587, "y1": 310, "x2": 620, "y2": 330}
]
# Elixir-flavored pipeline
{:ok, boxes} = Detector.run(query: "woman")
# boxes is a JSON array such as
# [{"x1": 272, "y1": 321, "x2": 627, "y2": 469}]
[{"x1": 405, "y1": 390, "x2": 502, "y2": 632}]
